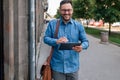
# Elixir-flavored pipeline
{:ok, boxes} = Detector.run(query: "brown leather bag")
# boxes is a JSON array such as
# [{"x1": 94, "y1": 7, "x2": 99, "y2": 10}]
[
  {"x1": 40, "y1": 51, "x2": 53, "y2": 80},
  {"x1": 40, "y1": 64, "x2": 52, "y2": 80},
  {"x1": 40, "y1": 20, "x2": 60, "y2": 80}
]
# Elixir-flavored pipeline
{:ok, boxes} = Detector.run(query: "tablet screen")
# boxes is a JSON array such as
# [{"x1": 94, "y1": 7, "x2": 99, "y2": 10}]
[{"x1": 59, "y1": 42, "x2": 81, "y2": 50}]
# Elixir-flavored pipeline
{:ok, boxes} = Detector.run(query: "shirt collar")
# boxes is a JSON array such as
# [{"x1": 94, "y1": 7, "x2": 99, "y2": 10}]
[{"x1": 59, "y1": 17, "x2": 73, "y2": 24}]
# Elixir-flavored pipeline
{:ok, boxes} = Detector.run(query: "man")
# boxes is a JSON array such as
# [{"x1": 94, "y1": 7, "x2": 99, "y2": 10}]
[{"x1": 43, "y1": 0, "x2": 89, "y2": 80}]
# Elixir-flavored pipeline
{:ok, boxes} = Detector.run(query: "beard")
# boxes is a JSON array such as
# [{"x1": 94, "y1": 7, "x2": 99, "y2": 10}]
[{"x1": 62, "y1": 14, "x2": 72, "y2": 22}]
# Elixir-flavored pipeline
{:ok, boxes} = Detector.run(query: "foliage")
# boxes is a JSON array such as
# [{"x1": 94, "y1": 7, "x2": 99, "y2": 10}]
[
  {"x1": 93, "y1": 0, "x2": 120, "y2": 23},
  {"x1": 54, "y1": 0, "x2": 120, "y2": 24},
  {"x1": 72, "y1": 0, "x2": 93, "y2": 19},
  {"x1": 92, "y1": 0, "x2": 120, "y2": 34},
  {"x1": 54, "y1": 9, "x2": 60, "y2": 19}
]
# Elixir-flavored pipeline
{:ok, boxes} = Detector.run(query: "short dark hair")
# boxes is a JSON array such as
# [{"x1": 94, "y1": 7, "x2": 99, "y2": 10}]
[{"x1": 60, "y1": 0, "x2": 72, "y2": 8}]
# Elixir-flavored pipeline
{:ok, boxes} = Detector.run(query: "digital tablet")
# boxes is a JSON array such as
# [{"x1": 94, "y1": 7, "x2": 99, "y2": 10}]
[{"x1": 59, "y1": 42, "x2": 81, "y2": 50}]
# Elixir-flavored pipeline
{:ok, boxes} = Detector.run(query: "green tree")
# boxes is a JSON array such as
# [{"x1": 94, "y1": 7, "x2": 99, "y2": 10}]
[
  {"x1": 93, "y1": 0, "x2": 120, "y2": 35},
  {"x1": 72, "y1": 0, "x2": 93, "y2": 19},
  {"x1": 54, "y1": 9, "x2": 60, "y2": 19}
]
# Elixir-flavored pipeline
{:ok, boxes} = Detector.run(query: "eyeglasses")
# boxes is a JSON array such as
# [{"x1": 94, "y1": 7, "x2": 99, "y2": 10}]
[{"x1": 60, "y1": 9, "x2": 72, "y2": 12}]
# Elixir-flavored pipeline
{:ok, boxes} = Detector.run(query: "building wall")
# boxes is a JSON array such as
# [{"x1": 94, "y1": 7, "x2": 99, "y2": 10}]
[
  {"x1": 3, "y1": 0, "x2": 46, "y2": 80},
  {"x1": 3, "y1": 0, "x2": 29, "y2": 79},
  {"x1": 36, "y1": 0, "x2": 44, "y2": 43}
]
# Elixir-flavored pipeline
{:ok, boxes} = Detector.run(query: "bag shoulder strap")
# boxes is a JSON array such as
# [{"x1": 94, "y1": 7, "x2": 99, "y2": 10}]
[
  {"x1": 54, "y1": 19, "x2": 60, "y2": 38},
  {"x1": 47, "y1": 19, "x2": 60, "y2": 63}
]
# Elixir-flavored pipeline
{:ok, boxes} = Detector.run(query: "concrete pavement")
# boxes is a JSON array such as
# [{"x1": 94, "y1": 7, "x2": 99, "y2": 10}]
[
  {"x1": 79, "y1": 35, "x2": 120, "y2": 80},
  {"x1": 36, "y1": 24, "x2": 120, "y2": 80}
]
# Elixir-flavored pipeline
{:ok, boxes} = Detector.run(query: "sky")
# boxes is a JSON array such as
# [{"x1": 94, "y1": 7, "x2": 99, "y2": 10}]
[{"x1": 47, "y1": 0, "x2": 62, "y2": 16}]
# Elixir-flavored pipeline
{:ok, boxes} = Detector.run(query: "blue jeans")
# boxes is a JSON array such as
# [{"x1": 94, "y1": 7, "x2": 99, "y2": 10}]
[{"x1": 52, "y1": 70, "x2": 78, "y2": 80}]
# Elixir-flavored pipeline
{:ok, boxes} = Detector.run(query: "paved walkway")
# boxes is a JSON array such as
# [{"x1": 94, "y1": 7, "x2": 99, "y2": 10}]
[
  {"x1": 36, "y1": 24, "x2": 120, "y2": 80},
  {"x1": 79, "y1": 35, "x2": 120, "y2": 80}
]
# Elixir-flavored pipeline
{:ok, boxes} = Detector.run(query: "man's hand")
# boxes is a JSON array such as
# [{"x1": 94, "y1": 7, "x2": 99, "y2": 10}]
[
  {"x1": 72, "y1": 45, "x2": 82, "y2": 53},
  {"x1": 56, "y1": 37, "x2": 68, "y2": 44}
]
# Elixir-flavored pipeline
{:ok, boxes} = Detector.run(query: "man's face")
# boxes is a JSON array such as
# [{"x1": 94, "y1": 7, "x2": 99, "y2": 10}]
[{"x1": 59, "y1": 3, "x2": 73, "y2": 22}]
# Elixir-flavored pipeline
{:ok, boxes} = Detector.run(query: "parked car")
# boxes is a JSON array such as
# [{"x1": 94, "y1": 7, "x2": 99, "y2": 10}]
[
  {"x1": 93, "y1": 22, "x2": 102, "y2": 26},
  {"x1": 89, "y1": 20, "x2": 103, "y2": 27},
  {"x1": 112, "y1": 22, "x2": 120, "y2": 27},
  {"x1": 89, "y1": 21, "x2": 94, "y2": 26}
]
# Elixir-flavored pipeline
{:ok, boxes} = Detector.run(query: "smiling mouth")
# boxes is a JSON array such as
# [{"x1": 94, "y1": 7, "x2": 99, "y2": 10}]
[{"x1": 64, "y1": 14, "x2": 69, "y2": 17}]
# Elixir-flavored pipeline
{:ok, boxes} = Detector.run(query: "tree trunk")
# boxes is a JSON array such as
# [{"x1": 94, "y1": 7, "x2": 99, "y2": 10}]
[{"x1": 109, "y1": 23, "x2": 111, "y2": 35}]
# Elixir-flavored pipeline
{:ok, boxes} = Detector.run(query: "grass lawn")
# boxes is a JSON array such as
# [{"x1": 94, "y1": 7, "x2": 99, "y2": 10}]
[{"x1": 85, "y1": 27, "x2": 120, "y2": 45}]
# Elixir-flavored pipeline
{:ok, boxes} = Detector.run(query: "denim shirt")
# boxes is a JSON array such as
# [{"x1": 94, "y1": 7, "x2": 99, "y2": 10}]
[{"x1": 44, "y1": 18, "x2": 89, "y2": 73}]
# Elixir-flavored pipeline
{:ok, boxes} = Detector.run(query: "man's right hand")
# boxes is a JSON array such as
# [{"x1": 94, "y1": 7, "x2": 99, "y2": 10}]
[{"x1": 56, "y1": 37, "x2": 68, "y2": 44}]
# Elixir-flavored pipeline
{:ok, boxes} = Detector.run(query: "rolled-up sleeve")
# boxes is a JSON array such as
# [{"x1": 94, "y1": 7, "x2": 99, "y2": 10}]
[{"x1": 78, "y1": 24, "x2": 89, "y2": 49}]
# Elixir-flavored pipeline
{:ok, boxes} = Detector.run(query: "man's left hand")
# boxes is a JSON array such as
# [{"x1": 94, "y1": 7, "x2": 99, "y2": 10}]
[{"x1": 72, "y1": 45, "x2": 82, "y2": 53}]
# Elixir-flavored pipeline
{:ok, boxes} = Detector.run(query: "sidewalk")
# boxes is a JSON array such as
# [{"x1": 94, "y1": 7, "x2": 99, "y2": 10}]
[
  {"x1": 36, "y1": 24, "x2": 120, "y2": 80},
  {"x1": 79, "y1": 35, "x2": 120, "y2": 80}
]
